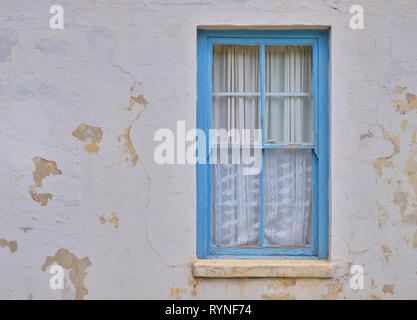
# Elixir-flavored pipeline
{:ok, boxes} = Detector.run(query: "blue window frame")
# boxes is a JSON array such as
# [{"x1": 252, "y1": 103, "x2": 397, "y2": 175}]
[{"x1": 196, "y1": 29, "x2": 329, "y2": 259}]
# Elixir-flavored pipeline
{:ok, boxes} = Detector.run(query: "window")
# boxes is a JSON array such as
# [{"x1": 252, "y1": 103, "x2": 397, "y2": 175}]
[{"x1": 197, "y1": 30, "x2": 329, "y2": 259}]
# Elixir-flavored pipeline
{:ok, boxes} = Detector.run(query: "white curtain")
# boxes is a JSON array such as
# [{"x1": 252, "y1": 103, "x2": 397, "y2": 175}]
[
  {"x1": 212, "y1": 45, "x2": 260, "y2": 137},
  {"x1": 212, "y1": 45, "x2": 312, "y2": 247},
  {"x1": 212, "y1": 149, "x2": 260, "y2": 246},
  {"x1": 264, "y1": 149, "x2": 312, "y2": 245},
  {"x1": 265, "y1": 45, "x2": 313, "y2": 144}
]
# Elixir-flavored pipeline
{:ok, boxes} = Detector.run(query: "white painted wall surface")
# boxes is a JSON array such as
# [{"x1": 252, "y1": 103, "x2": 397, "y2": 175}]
[{"x1": 0, "y1": 0, "x2": 416, "y2": 299}]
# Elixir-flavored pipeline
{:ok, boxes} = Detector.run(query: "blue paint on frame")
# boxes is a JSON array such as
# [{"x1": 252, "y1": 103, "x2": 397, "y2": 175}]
[{"x1": 196, "y1": 29, "x2": 329, "y2": 259}]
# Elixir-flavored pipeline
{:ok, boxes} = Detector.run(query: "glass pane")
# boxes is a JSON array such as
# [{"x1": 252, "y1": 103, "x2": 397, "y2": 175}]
[
  {"x1": 265, "y1": 45, "x2": 313, "y2": 144},
  {"x1": 213, "y1": 44, "x2": 260, "y2": 93},
  {"x1": 212, "y1": 149, "x2": 261, "y2": 247},
  {"x1": 263, "y1": 149, "x2": 312, "y2": 246},
  {"x1": 265, "y1": 96, "x2": 313, "y2": 144},
  {"x1": 212, "y1": 96, "x2": 260, "y2": 144}
]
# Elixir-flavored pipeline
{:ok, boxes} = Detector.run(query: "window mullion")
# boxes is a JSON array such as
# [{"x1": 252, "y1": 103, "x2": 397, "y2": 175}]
[{"x1": 260, "y1": 44, "x2": 265, "y2": 248}]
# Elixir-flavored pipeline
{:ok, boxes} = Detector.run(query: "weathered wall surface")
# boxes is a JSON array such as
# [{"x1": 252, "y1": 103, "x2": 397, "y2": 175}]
[{"x1": 0, "y1": 0, "x2": 416, "y2": 299}]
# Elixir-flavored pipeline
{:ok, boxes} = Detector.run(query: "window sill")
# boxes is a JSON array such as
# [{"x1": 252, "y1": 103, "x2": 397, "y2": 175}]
[{"x1": 192, "y1": 259, "x2": 334, "y2": 278}]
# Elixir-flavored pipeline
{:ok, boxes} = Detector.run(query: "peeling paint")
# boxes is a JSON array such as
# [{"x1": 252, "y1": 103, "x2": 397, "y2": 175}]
[
  {"x1": 262, "y1": 293, "x2": 296, "y2": 300},
  {"x1": 118, "y1": 125, "x2": 139, "y2": 166},
  {"x1": 41, "y1": 249, "x2": 91, "y2": 300},
  {"x1": 322, "y1": 278, "x2": 344, "y2": 300},
  {"x1": 393, "y1": 184, "x2": 409, "y2": 215},
  {"x1": 99, "y1": 211, "x2": 119, "y2": 229},
  {"x1": 124, "y1": 82, "x2": 148, "y2": 120},
  {"x1": 401, "y1": 120, "x2": 408, "y2": 132},
  {"x1": 187, "y1": 279, "x2": 198, "y2": 297},
  {"x1": 72, "y1": 123, "x2": 103, "y2": 153},
  {"x1": 170, "y1": 288, "x2": 185, "y2": 300},
  {"x1": 377, "y1": 202, "x2": 389, "y2": 228},
  {"x1": 393, "y1": 86, "x2": 407, "y2": 95},
  {"x1": 405, "y1": 149, "x2": 417, "y2": 202},
  {"x1": 29, "y1": 185, "x2": 52, "y2": 206},
  {"x1": 413, "y1": 230, "x2": 417, "y2": 248},
  {"x1": 116, "y1": 82, "x2": 149, "y2": 167},
  {"x1": 29, "y1": 157, "x2": 62, "y2": 206},
  {"x1": 321, "y1": 266, "x2": 351, "y2": 300},
  {"x1": 266, "y1": 279, "x2": 296, "y2": 289},
  {"x1": 382, "y1": 284, "x2": 395, "y2": 294},
  {"x1": 31, "y1": 157, "x2": 62, "y2": 188},
  {"x1": 381, "y1": 245, "x2": 392, "y2": 263},
  {"x1": 19, "y1": 227, "x2": 33, "y2": 233},
  {"x1": 391, "y1": 88, "x2": 417, "y2": 114},
  {"x1": 0, "y1": 238, "x2": 18, "y2": 253},
  {"x1": 374, "y1": 125, "x2": 400, "y2": 177}
]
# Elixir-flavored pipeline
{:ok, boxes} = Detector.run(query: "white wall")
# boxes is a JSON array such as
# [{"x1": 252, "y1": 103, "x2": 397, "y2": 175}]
[{"x1": 0, "y1": 0, "x2": 416, "y2": 299}]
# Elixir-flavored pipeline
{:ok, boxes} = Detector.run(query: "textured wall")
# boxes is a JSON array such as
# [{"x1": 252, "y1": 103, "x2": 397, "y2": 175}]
[{"x1": 0, "y1": 0, "x2": 416, "y2": 299}]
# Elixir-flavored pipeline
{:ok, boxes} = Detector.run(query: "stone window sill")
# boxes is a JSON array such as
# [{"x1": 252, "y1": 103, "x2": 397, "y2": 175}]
[{"x1": 192, "y1": 259, "x2": 334, "y2": 278}]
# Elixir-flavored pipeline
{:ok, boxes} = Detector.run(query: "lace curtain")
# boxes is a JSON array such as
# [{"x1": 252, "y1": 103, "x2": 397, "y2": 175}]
[{"x1": 212, "y1": 44, "x2": 313, "y2": 247}]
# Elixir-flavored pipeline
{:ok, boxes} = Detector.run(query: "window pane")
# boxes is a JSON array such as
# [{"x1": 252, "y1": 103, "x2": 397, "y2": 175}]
[
  {"x1": 265, "y1": 45, "x2": 313, "y2": 144},
  {"x1": 213, "y1": 45, "x2": 260, "y2": 93},
  {"x1": 212, "y1": 45, "x2": 260, "y2": 134},
  {"x1": 264, "y1": 149, "x2": 312, "y2": 246},
  {"x1": 265, "y1": 96, "x2": 313, "y2": 144},
  {"x1": 212, "y1": 96, "x2": 260, "y2": 144},
  {"x1": 212, "y1": 149, "x2": 261, "y2": 247}
]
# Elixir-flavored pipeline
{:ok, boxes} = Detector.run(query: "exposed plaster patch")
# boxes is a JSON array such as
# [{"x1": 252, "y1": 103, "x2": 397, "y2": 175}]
[
  {"x1": 377, "y1": 202, "x2": 389, "y2": 228},
  {"x1": 170, "y1": 288, "x2": 185, "y2": 300},
  {"x1": 188, "y1": 279, "x2": 198, "y2": 297},
  {"x1": 29, "y1": 185, "x2": 52, "y2": 206},
  {"x1": 401, "y1": 120, "x2": 408, "y2": 132},
  {"x1": 0, "y1": 238, "x2": 18, "y2": 253},
  {"x1": 321, "y1": 264, "x2": 351, "y2": 300},
  {"x1": 405, "y1": 149, "x2": 417, "y2": 202},
  {"x1": 41, "y1": 249, "x2": 91, "y2": 300},
  {"x1": 124, "y1": 82, "x2": 148, "y2": 120},
  {"x1": 393, "y1": 184, "x2": 409, "y2": 215},
  {"x1": 322, "y1": 278, "x2": 344, "y2": 299},
  {"x1": 29, "y1": 157, "x2": 62, "y2": 206},
  {"x1": 31, "y1": 157, "x2": 62, "y2": 187},
  {"x1": 368, "y1": 294, "x2": 382, "y2": 300},
  {"x1": 116, "y1": 82, "x2": 149, "y2": 167},
  {"x1": 99, "y1": 211, "x2": 119, "y2": 229},
  {"x1": 118, "y1": 125, "x2": 139, "y2": 166},
  {"x1": 381, "y1": 245, "x2": 392, "y2": 263},
  {"x1": 169, "y1": 281, "x2": 199, "y2": 299},
  {"x1": 382, "y1": 284, "x2": 395, "y2": 295},
  {"x1": 262, "y1": 293, "x2": 296, "y2": 300},
  {"x1": 72, "y1": 123, "x2": 103, "y2": 154},
  {"x1": 413, "y1": 230, "x2": 417, "y2": 249},
  {"x1": 391, "y1": 87, "x2": 417, "y2": 114},
  {"x1": 394, "y1": 86, "x2": 407, "y2": 95},
  {"x1": 266, "y1": 279, "x2": 296, "y2": 290},
  {"x1": 374, "y1": 126, "x2": 399, "y2": 176}
]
